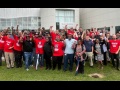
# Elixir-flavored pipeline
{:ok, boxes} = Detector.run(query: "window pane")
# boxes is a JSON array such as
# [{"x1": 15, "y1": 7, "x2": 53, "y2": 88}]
[
  {"x1": 70, "y1": 17, "x2": 74, "y2": 22},
  {"x1": 23, "y1": 27, "x2": 28, "y2": 30},
  {"x1": 7, "y1": 19, "x2": 11, "y2": 22},
  {"x1": 23, "y1": 17, "x2": 27, "y2": 22},
  {"x1": 38, "y1": 17, "x2": 41, "y2": 22},
  {"x1": 65, "y1": 11, "x2": 71, "y2": 16},
  {"x1": 1, "y1": 19, "x2": 6, "y2": 22},
  {"x1": 59, "y1": 11, "x2": 64, "y2": 16},
  {"x1": 18, "y1": 22, "x2": 22, "y2": 27},
  {"x1": 12, "y1": 21, "x2": 17, "y2": 27},
  {"x1": 59, "y1": 17, "x2": 64, "y2": 22},
  {"x1": 28, "y1": 17, "x2": 31, "y2": 22},
  {"x1": 70, "y1": 11, "x2": 74, "y2": 16},
  {"x1": 38, "y1": 22, "x2": 41, "y2": 26},
  {"x1": 65, "y1": 17, "x2": 70, "y2": 22},
  {"x1": 56, "y1": 17, "x2": 59, "y2": 22},
  {"x1": 11, "y1": 18, "x2": 17, "y2": 22},
  {"x1": 7, "y1": 22, "x2": 11, "y2": 26},
  {"x1": 17, "y1": 18, "x2": 22, "y2": 22},
  {"x1": 56, "y1": 10, "x2": 59, "y2": 16},
  {"x1": 1, "y1": 22, "x2": 6, "y2": 26}
]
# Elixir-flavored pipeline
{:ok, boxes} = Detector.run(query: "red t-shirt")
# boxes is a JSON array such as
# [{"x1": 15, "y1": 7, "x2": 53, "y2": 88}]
[
  {"x1": 68, "y1": 30, "x2": 74, "y2": 37},
  {"x1": 51, "y1": 32, "x2": 61, "y2": 43},
  {"x1": 3, "y1": 36, "x2": 14, "y2": 53},
  {"x1": 13, "y1": 35, "x2": 23, "y2": 51},
  {"x1": 52, "y1": 42, "x2": 64, "y2": 56},
  {"x1": 35, "y1": 39, "x2": 46, "y2": 54},
  {"x1": 109, "y1": 40, "x2": 120, "y2": 53},
  {"x1": 34, "y1": 38, "x2": 39, "y2": 48},
  {"x1": 0, "y1": 37, "x2": 6, "y2": 49}
]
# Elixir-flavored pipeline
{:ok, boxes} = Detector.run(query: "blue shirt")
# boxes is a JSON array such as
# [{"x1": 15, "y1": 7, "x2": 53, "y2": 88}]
[
  {"x1": 83, "y1": 40, "x2": 93, "y2": 52},
  {"x1": 64, "y1": 39, "x2": 77, "y2": 54}
]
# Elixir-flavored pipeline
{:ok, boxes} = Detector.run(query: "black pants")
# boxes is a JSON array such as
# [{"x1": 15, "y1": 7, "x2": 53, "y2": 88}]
[
  {"x1": 103, "y1": 52, "x2": 107, "y2": 65},
  {"x1": 53, "y1": 56, "x2": 63, "y2": 69},
  {"x1": 75, "y1": 60, "x2": 84, "y2": 73},
  {"x1": 111, "y1": 53, "x2": 119, "y2": 68},
  {"x1": 14, "y1": 50, "x2": 22, "y2": 68},
  {"x1": 0, "y1": 49, "x2": 5, "y2": 66},
  {"x1": 45, "y1": 52, "x2": 51, "y2": 69}
]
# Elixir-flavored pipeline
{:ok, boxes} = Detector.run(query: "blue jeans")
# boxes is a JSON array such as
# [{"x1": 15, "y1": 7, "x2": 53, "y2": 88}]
[
  {"x1": 63, "y1": 54, "x2": 74, "y2": 71},
  {"x1": 35, "y1": 54, "x2": 44, "y2": 67},
  {"x1": 24, "y1": 52, "x2": 33, "y2": 69}
]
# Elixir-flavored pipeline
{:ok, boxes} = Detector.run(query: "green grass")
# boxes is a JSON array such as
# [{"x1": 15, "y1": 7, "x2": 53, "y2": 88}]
[{"x1": 0, "y1": 60, "x2": 120, "y2": 81}]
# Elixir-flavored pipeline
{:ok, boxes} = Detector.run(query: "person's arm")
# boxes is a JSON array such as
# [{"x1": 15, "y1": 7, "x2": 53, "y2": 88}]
[
  {"x1": 63, "y1": 40, "x2": 66, "y2": 47},
  {"x1": 65, "y1": 25, "x2": 68, "y2": 33},
  {"x1": 106, "y1": 34, "x2": 109, "y2": 43},
  {"x1": 37, "y1": 28, "x2": 40, "y2": 33},
  {"x1": 103, "y1": 26, "x2": 106, "y2": 33},
  {"x1": 81, "y1": 31, "x2": 85, "y2": 41},
  {"x1": 75, "y1": 24, "x2": 78, "y2": 31},
  {"x1": 50, "y1": 26, "x2": 53, "y2": 33},
  {"x1": 16, "y1": 25, "x2": 19, "y2": 34},
  {"x1": 4, "y1": 27, "x2": 10, "y2": 35},
  {"x1": 12, "y1": 26, "x2": 15, "y2": 36}
]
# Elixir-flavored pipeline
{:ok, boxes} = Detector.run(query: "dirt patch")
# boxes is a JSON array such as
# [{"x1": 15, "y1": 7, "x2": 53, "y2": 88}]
[{"x1": 88, "y1": 73, "x2": 105, "y2": 78}]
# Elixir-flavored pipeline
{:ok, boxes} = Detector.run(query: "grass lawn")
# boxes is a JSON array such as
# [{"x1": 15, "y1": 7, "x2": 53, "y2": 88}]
[{"x1": 0, "y1": 60, "x2": 120, "y2": 81}]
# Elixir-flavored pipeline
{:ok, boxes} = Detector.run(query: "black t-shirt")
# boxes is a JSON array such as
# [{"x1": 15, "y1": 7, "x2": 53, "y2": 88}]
[{"x1": 23, "y1": 40, "x2": 33, "y2": 52}]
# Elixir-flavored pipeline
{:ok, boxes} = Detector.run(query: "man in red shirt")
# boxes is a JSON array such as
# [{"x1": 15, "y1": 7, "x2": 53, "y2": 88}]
[
  {"x1": 50, "y1": 26, "x2": 61, "y2": 43},
  {"x1": 33, "y1": 34, "x2": 46, "y2": 69},
  {"x1": 0, "y1": 31, "x2": 6, "y2": 66},
  {"x1": 65, "y1": 25, "x2": 75, "y2": 38},
  {"x1": 1, "y1": 31, "x2": 14, "y2": 69},
  {"x1": 12, "y1": 26, "x2": 23, "y2": 68},
  {"x1": 52, "y1": 36, "x2": 64, "y2": 71},
  {"x1": 106, "y1": 35, "x2": 120, "y2": 70}
]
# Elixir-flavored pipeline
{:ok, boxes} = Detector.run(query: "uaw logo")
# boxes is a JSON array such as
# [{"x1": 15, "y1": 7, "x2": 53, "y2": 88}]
[
  {"x1": 0, "y1": 39, "x2": 5, "y2": 43},
  {"x1": 38, "y1": 42, "x2": 42, "y2": 48},
  {"x1": 16, "y1": 40, "x2": 20, "y2": 46},
  {"x1": 55, "y1": 44, "x2": 58, "y2": 51},
  {"x1": 6, "y1": 41, "x2": 11, "y2": 46}
]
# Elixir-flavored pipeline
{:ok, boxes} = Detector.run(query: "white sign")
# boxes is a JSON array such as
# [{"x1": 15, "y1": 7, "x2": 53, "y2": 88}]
[{"x1": 59, "y1": 22, "x2": 75, "y2": 29}]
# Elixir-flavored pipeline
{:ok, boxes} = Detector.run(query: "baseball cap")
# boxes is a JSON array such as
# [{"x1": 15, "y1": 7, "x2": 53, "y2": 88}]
[
  {"x1": 38, "y1": 34, "x2": 42, "y2": 37},
  {"x1": 7, "y1": 31, "x2": 11, "y2": 35},
  {"x1": 77, "y1": 33, "x2": 81, "y2": 35},
  {"x1": 45, "y1": 32, "x2": 49, "y2": 34},
  {"x1": 35, "y1": 32, "x2": 39, "y2": 35}
]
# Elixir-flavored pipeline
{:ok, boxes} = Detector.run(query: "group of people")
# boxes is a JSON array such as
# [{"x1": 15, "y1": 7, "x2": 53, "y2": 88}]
[{"x1": 0, "y1": 24, "x2": 120, "y2": 75}]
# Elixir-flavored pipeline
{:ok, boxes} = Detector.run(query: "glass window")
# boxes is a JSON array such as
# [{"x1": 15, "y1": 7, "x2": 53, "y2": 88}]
[
  {"x1": 59, "y1": 11, "x2": 64, "y2": 16},
  {"x1": 23, "y1": 27, "x2": 28, "y2": 30},
  {"x1": 12, "y1": 21, "x2": 17, "y2": 27},
  {"x1": 115, "y1": 26, "x2": 120, "y2": 34},
  {"x1": 6, "y1": 22, "x2": 11, "y2": 26},
  {"x1": 65, "y1": 17, "x2": 71, "y2": 22},
  {"x1": 23, "y1": 17, "x2": 27, "y2": 22},
  {"x1": 38, "y1": 17, "x2": 41, "y2": 22},
  {"x1": 11, "y1": 18, "x2": 17, "y2": 22},
  {"x1": 65, "y1": 11, "x2": 71, "y2": 16},
  {"x1": 18, "y1": 22, "x2": 22, "y2": 27},
  {"x1": 7, "y1": 19, "x2": 11, "y2": 22},
  {"x1": 1, "y1": 19, "x2": 6, "y2": 22},
  {"x1": 56, "y1": 17, "x2": 59, "y2": 22},
  {"x1": 70, "y1": 17, "x2": 74, "y2": 22},
  {"x1": 38, "y1": 22, "x2": 41, "y2": 26},
  {"x1": 17, "y1": 18, "x2": 22, "y2": 22},
  {"x1": 28, "y1": 17, "x2": 31, "y2": 22},
  {"x1": 1, "y1": 22, "x2": 6, "y2": 26},
  {"x1": 59, "y1": 17, "x2": 64, "y2": 22},
  {"x1": 23, "y1": 22, "x2": 27, "y2": 26}
]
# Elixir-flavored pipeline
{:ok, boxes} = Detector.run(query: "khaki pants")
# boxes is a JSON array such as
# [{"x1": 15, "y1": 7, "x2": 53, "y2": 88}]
[
  {"x1": 85, "y1": 52, "x2": 93, "y2": 66},
  {"x1": 4, "y1": 52, "x2": 14, "y2": 68},
  {"x1": 106, "y1": 49, "x2": 110, "y2": 61}
]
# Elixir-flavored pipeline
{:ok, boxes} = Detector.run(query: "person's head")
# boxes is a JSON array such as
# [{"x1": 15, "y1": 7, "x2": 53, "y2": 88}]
[
  {"x1": 79, "y1": 27, "x2": 82, "y2": 32},
  {"x1": 77, "y1": 39, "x2": 81, "y2": 45},
  {"x1": 45, "y1": 36, "x2": 49, "y2": 42},
  {"x1": 86, "y1": 30, "x2": 89, "y2": 33},
  {"x1": 1, "y1": 31, "x2": 4, "y2": 36},
  {"x1": 86, "y1": 35, "x2": 90, "y2": 41},
  {"x1": 91, "y1": 32, "x2": 95, "y2": 37},
  {"x1": 113, "y1": 35, "x2": 116, "y2": 40},
  {"x1": 56, "y1": 30, "x2": 59, "y2": 35},
  {"x1": 70, "y1": 27, "x2": 73, "y2": 31},
  {"x1": 28, "y1": 30, "x2": 30, "y2": 34},
  {"x1": 63, "y1": 34, "x2": 66, "y2": 39},
  {"x1": 99, "y1": 29, "x2": 101, "y2": 33},
  {"x1": 45, "y1": 32, "x2": 48, "y2": 36},
  {"x1": 61, "y1": 29, "x2": 64, "y2": 33},
  {"x1": 35, "y1": 32, "x2": 39, "y2": 38},
  {"x1": 97, "y1": 31, "x2": 100, "y2": 35},
  {"x1": 100, "y1": 36, "x2": 104, "y2": 40},
  {"x1": 94, "y1": 28, "x2": 96, "y2": 32},
  {"x1": 107, "y1": 33, "x2": 110, "y2": 38},
  {"x1": 7, "y1": 32, "x2": 11, "y2": 39},
  {"x1": 26, "y1": 35, "x2": 30, "y2": 41},
  {"x1": 17, "y1": 31, "x2": 22, "y2": 38},
  {"x1": 68, "y1": 34, "x2": 72, "y2": 40},
  {"x1": 78, "y1": 33, "x2": 81, "y2": 37},
  {"x1": 96, "y1": 39, "x2": 99, "y2": 44},
  {"x1": 38, "y1": 34, "x2": 42, "y2": 40},
  {"x1": 56, "y1": 36, "x2": 60, "y2": 42},
  {"x1": 42, "y1": 27, "x2": 45, "y2": 32}
]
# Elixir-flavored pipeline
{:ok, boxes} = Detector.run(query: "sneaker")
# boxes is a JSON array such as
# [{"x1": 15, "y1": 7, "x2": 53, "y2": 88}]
[
  {"x1": 26, "y1": 68, "x2": 29, "y2": 71},
  {"x1": 41, "y1": 67, "x2": 43, "y2": 69},
  {"x1": 90, "y1": 66, "x2": 94, "y2": 68},
  {"x1": 34, "y1": 67, "x2": 36, "y2": 69},
  {"x1": 11, "y1": 67, "x2": 14, "y2": 69}
]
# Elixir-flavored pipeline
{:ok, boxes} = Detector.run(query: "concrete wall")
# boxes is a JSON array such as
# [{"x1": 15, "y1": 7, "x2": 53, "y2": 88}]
[
  {"x1": 40, "y1": 8, "x2": 80, "y2": 31},
  {"x1": 80, "y1": 8, "x2": 120, "y2": 34}
]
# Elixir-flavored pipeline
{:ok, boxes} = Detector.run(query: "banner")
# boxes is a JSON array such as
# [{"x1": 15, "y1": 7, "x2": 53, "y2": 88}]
[{"x1": 59, "y1": 22, "x2": 75, "y2": 29}]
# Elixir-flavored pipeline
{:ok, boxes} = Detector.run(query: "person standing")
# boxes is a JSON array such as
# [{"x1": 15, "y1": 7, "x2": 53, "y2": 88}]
[
  {"x1": 1, "y1": 31, "x2": 14, "y2": 69},
  {"x1": 19, "y1": 35, "x2": 34, "y2": 71},
  {"x1": 0, "y1": 31, "x2": 6, "y2": 66},
  {"x1": 12, "y1": 26, "x2": 23, "y2": 68},
  {"x1": 83, "y1": 35, "x2": 94, "y2": 68},
  {"x1": 74, "y1": 39, "x2": 86, "y2": 74},
  {"x1": 106, "y1": 35, "x2": 120, "y2": 70},
  {"x1": 33, "y1": 34, "x2": 46, "y2": 69},
  {"x1": 43, "y1": 35, "x2": 52, "y2": 70},
  {"x1": 63, "y1": 33, "x2": 77, "y2": 72},
  {"x1": 94, "y1": 38, "x2": 106, "y2": 70},
  {"x1": 65, "y1": 25, "x2": 75, "y2": 38},
  {"x1": 52, "y1": 36, "x2": 64, "y2": 71}
]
